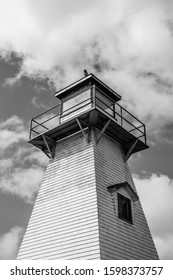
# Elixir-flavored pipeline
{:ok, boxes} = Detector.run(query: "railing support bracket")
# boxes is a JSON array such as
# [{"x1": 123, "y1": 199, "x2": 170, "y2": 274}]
[
  {"x1": 42, "y1": 135, "x2": 56, "y2": 159},
  {"x1": 76, "y1": 118, "x2": 90, "y2": 143},
  {"x1": 124, "y1": 139, "x2": 139, "y2": 161},
  {"x1": 96, "y1": 119, "x2": 111, "y2": 144}
]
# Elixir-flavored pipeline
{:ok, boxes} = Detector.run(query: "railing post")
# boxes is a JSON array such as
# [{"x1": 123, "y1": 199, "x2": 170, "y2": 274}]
[
  {"x1": 59, "y1": 101, "x2": 63, "y2": 124},
  {"x1": 29, "y1": 119, "x2": 32, "y2": 140},
  {"x1": 144, "y1": 124, "x2": 147, "y2": 144},
  {"x1": 113, "y1": 103, "x2": 116, "y2": 119},
  {"x1": 92, "y1": 85, "x2": 96, "y2": 108},
  {"x1": 121, "y1": 107, "x2": 123, "y2": 127}
]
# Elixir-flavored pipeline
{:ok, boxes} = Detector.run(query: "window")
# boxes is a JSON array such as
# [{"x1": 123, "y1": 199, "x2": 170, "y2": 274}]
[
  {"x1": 63, "y1": 89, "x2": 91, "y2": 113},
  {"x1": 61, "y1": 89, "x2": 91, "y2": 122},
  {"x1": 117, "y1": 193, "x2": 132, "y2": 224},
  {"x1": 95, "y1": 90, "x2": 114, "y2": 116}
]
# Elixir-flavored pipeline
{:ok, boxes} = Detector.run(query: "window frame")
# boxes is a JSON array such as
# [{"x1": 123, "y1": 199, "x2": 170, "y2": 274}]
[{"x1": 117, "y1": 193, "x2": 133, "y2": 224}]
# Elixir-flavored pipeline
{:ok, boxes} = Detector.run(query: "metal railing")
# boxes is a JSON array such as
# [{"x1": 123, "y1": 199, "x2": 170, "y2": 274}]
[
  {"x1": 29, "y1": 96, "x2": 147, "y2": 145},
  {"x1": 29, "y1": 98, "x2": 92, "y2": 139},
  {"x1": 95, "y1": 96, "x2": 147, "y2": 144}
]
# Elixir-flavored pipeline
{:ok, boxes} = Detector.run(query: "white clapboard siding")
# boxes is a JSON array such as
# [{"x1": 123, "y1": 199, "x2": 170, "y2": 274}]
[
  {"x1": 93, "y1": 131, "x2": 159, "y2": 260},
  {"x1": 18, "y1": 132, "x2": 100, "y2": 260},
  {"x1": 18, "y1": 128, "x2": 159, "y2": 260}
]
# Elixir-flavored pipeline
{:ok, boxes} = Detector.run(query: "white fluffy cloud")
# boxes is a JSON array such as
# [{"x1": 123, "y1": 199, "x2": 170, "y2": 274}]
[
  {"x1": 0, "y1": 167, "x2": 45, "y2": 204},
  {"x1": 0, "y1": 115, "x2": 48, "y2": 203},
  {"x1": 0, "y1": 227, "x2": 24, "y2": 259},
  {"x1": 0, "y1": 0, "x2": 173, "y2": 134},
  {"x1": 0, "y1": 1, "x2": 173, "y2": 259},
  {"x1": 0, "y1": 115, "x2": 28, "y2": 150},
  {"x1": 134, "y1": 173, "x2": 173, "y2": 259}
]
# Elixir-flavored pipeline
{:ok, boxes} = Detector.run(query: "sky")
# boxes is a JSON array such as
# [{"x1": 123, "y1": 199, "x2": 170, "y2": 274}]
[{"x1": 0, "y1": 0, "x2": 173, "y2": 260}]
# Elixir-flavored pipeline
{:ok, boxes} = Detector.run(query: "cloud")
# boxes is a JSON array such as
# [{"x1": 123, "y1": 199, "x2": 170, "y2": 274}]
[
  {"x1": 154, "y1": 236, "x2": 173, "y2": 260},
  {"x1": 0, "y1": 115, "x2": 28, "y2": 150},
  {"x1": 0, "y1": 167, "x2": 45, "y2": 203},
  {"x1": 15, "y1": 146, "x2": 49, "y2": 166},
  {"x1": 0, "y1": 226, "x2": 24, "y2": 259},
  {"x1": 134, "y1": 173, "x2": 173, "y2": 259},
  {"x1": 31, "y1": 96, "x2": 49, "y2": 110},
  {"x1": 0, "y1": 0, "x2": 173, "y2": 140},
  {"x1": 0, "y1": 115, "x2": 48, "y2": 203},
  {"x1": 0, "y1": 158, "x2": 13, "y2": 170}
]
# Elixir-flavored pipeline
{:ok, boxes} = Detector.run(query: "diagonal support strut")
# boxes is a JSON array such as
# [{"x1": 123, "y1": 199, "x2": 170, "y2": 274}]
[
  {"x1": 42, "y1": 135, "x2": 56, "y2": 159},
  {"x1": 124, "y1": 138, "x2": 139, "y2": 161},
  {"x1": 96, "y1": 119, "x2": 111, "y2": 143},
  {"x1": 76, "y1": 117, "x2": 89, "y2": 143}
]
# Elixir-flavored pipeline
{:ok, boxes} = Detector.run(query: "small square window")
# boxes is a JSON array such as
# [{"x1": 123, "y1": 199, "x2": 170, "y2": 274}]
[{"x1": 117, "y1": 193, "x2": 132, "y2": 224}]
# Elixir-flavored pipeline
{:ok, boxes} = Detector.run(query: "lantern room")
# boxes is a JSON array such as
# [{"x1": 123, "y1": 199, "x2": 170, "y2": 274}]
[{"x1": 29, "y1": 73, "x2": 148, "y2": 159}]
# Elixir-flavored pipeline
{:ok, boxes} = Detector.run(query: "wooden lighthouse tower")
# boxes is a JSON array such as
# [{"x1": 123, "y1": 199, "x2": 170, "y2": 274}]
[{"x1": 18, "y1": 73, "x2": 159, "y2": 259}]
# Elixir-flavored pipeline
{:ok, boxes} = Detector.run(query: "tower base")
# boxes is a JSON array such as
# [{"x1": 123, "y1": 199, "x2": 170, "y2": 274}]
[{"x1": 18, "y1": 129, "x2": 158, "y2": 259}]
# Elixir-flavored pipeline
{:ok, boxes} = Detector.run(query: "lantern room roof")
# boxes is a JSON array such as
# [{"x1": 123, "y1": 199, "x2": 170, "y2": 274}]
[{"x1": 55, "y1": 73, "x2": 121, "y2": 102}]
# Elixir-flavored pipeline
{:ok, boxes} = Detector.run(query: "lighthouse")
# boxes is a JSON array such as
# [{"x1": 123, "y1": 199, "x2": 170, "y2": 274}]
[{"x1": 18, "y1": 73, "x2": 159, "y2": 259}]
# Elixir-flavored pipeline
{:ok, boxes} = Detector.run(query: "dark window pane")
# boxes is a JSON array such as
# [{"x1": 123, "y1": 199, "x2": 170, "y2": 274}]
[{"x1": 117, "y1": 193, "x2": 132, "y2": 223}]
